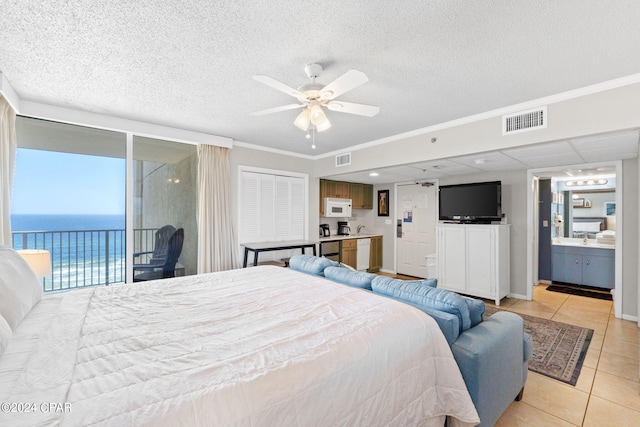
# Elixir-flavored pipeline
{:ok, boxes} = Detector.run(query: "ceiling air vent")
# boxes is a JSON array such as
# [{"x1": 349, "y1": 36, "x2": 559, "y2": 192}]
[
  {"x1": 335, "y1": 152, "x2": 351, "y2": 167},
  {"x1": 502, "y1": 106, "x2": 547, "y2": 135}
]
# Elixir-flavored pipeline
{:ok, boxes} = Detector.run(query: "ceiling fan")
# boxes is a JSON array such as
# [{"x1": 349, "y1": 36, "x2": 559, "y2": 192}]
[{"x1": 251, "y1": 63, "x2": 380, "y2": 132}]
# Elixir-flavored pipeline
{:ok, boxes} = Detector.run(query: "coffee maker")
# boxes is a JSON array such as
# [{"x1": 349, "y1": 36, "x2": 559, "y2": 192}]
[
  {"x1": 319, "y1": 224, "x2": 330, "y2": 237},
  {"x1": 337, "y1": 221, "x2": 351, "y2": 236}
]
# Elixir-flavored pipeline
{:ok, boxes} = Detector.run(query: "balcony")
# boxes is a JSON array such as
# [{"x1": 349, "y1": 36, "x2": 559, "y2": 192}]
[{"x1": 12, "y1": 228, "x2": 161, "y2": 292}]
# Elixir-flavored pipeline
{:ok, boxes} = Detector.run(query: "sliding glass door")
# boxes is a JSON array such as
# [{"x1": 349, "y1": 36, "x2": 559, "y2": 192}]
[
  {"x1": 11, "y1": 116, "x2": 198, "y2": 291},
  {"x1": 12, "y1": 117, "x2": 126, "y2": 290},
  {"x1": 132, "y1": 136, "x2": 197, "y2": 280}
]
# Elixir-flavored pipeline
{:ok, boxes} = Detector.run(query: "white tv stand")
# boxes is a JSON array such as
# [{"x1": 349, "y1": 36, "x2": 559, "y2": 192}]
[{"x1": 436, "y1": 223, "x2": 510, "y2": 306}]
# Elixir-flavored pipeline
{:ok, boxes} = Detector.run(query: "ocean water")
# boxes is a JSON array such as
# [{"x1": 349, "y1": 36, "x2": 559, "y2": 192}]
[
  {"x1": 11, "y1": 214, "x2": 126, "y2": 291},
  {"x1": 11, "y1": 214, "x2": 125, "y2": 232}
]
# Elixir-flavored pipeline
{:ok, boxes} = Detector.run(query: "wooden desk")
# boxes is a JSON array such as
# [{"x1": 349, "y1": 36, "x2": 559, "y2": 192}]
[{"x1": 242, "y1": 240, "x2": 318, "y2": 267}]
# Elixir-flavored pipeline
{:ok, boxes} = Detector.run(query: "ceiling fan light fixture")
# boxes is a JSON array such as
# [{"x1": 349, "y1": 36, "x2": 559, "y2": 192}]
[
  {"x1": 254, "y1": 63, "x2": 377, "y2": 134},
  {"x1": 309, "y1": 105, "x2": 331, "y2": 131},
  {"x1": 315, "y1": 117, "x2": 331, "y2": 132},
  {"x1": 309, "y1": 105, "x2": 326, "y2": 124},
  {"x1": 293, "y1": 109, "x2": 310, "y2": 131}
]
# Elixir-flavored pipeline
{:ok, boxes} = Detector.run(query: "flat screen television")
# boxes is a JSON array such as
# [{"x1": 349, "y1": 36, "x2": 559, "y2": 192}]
[{"x1": 439, "y1": 181, "x2": 502, "y2": 223}]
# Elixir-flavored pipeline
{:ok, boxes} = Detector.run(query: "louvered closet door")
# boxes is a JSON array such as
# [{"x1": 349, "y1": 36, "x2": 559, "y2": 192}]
[
  {"x1": 240, "y1": 172, "x2": 275, "y2": 243},
  {"x1": 275, "y1": 176, "x2": 305, "y2": 241},
  {"x1": 240, "y1": 172, "x2": 305, "y2": 244}
]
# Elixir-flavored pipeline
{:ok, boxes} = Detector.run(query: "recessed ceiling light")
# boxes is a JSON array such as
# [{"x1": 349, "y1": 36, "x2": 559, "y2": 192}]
[
  {"x1": 474, "y1": 159, "x2": 485, "y2": 165},
  {"x1": 369, "y1": 172, "x2": 379, "y2": 177}
]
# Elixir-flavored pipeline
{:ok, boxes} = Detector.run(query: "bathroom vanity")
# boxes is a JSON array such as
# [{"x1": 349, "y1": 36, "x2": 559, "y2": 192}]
[{"x1": 551, "y1": 240, "x2": 614, "y2": 289}]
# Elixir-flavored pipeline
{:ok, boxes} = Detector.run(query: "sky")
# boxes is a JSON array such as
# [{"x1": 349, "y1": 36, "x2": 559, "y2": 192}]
[{"x1": 11, "y1": 149, "x2": 126, "y2": 215}]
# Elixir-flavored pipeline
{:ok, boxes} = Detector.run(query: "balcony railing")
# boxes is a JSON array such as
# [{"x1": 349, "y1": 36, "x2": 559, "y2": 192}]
[{"x1": 12, "y1": 228, "x2": 160, "y2": 292}]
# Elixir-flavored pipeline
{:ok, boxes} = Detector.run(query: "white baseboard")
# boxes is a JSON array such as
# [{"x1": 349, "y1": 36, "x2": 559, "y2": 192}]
[{"x1": 508, "y1": 293, "x2": 528, "y2": 300}]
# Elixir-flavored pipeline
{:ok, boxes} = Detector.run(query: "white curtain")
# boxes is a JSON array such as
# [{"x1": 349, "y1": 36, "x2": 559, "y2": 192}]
[
  {"x1": 0, "y1": 96, "x2": 16, "y2": 246},
  {"x1": 197, "y1": 144, "x2": 238, "y2": 273}
]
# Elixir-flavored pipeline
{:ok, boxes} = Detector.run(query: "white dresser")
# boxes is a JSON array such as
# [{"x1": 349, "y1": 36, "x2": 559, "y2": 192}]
[{"x1": 436, "y1": 223, "x2": 510, "y2": 306}]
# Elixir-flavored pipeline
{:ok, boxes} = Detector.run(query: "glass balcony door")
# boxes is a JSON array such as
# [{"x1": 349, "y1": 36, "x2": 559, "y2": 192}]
[
  {"x1": 132, "y1": 136, "x2": 197, "y2": 281},
  {"x1": 11, "y1": 117, "x2": 198, "y2": 291},
  {"x1": 12, "y1": 117, "x2": 126, "y2": 291}
]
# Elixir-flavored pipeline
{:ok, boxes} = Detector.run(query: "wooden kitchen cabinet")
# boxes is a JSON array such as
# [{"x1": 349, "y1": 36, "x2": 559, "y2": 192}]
[
  {"x1": 320, "y1": 179, "x2": 352, "y2": 215},
  {"x1": 320, "y1": 179, "x2": 373, "y2": 214},
  {"x1": 350, "y1": 183, "x2": 374, "y2": 209},
  {"x1": 321, "y1": 179, "x2": 351, "y2": 199},
  {"x1": 340, "y1": 239, "x2": 357, "y2": 269},
  {"x1": 368, "y1": 235, "x2": 383, "y2": 272}
]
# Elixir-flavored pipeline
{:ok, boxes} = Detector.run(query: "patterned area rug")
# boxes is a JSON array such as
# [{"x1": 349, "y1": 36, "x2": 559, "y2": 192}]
[{"x1": 484, "y1": 306, "x2": 593, "y2": 386}]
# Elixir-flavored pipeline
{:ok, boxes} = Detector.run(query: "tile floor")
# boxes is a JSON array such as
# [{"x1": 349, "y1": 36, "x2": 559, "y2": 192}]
[{"x1": 491, "y1": 284, "x2": 640, "y2": 426}]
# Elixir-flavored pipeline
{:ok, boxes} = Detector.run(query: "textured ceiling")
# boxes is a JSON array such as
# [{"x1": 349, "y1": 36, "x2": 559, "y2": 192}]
[{"x1": 2, "y1": 1, "x2": 640, "y2": 156}]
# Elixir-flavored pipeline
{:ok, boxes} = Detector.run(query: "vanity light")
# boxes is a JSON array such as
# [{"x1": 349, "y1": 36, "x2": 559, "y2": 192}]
[{"x1": 565, "y1": 178, "x2": 608, "y2": 187}]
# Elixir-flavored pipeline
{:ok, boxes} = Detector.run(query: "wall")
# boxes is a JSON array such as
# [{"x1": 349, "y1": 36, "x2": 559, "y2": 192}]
[
  {"x1": 622, "y1": 158, "x2": 638, "y2": 318},
  {"x1": 372, "y1": 184, "x2": 396, "y2": 273},
  {"x1": 571, "y1": 192, "x2": 616, "y2": 219}
]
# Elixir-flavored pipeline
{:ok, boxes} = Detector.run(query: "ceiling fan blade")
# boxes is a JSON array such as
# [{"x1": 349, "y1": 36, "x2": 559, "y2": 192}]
[
  {"x1": 251, "y1": 104, "x2": 305, "y2": 116},
  {"x1": 253, "y1": 75, "x2": 306, "y2": 100},
  {"x1": 326, "y1": 101, "x2": 380, "y2": 117},
  {"x1": 320, "y1": 69, "x2": 369, "y2": 100}
]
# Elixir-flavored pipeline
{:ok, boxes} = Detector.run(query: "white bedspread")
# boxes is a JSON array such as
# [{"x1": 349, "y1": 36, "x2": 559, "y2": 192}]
[{"x1": 0, "y1": 266, "x2": 479, "y2": 427}]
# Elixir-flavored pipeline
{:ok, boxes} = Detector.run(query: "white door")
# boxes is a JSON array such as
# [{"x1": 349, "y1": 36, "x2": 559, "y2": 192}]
[{"x1": 396, "y1": 183, "x2": 437, "y2": 277}]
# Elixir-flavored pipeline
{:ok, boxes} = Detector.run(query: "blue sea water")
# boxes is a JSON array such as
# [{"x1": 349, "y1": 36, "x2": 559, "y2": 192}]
[
  {"x1": 11, "y1": 214, "x2": 126, "y2": 291},
  {"x1": 11, "y1": 214, "x2": 125, "y2": 232}
]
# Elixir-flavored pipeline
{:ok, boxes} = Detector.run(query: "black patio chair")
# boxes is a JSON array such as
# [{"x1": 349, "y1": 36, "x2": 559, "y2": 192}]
[
  {"x1": 133, "y1": 228, "x2": 184, "y2": 282},
  {"x1": 133, "y1": 225, "x2": 175, "y2": 265}
]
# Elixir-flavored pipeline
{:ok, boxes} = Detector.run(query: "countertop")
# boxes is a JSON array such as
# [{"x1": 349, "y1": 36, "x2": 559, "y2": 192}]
[
  {"x1": 318, "y1": 234, "x2": 382, "y2": 242},
  {"x1": 552, "y1": 238, "x2": 615, "y2": 250}
]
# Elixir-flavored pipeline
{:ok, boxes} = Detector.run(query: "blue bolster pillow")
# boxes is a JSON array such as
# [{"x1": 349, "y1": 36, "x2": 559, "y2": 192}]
[
  {"x1": 372, "y1": 276, "x2": 471, "y2": 333},
  {"x1": 289, "y1": 255, "x2": 338, "y2": 276},
  {"x1": 324, "y1": 266, "x2": 376, "y2": 290}
]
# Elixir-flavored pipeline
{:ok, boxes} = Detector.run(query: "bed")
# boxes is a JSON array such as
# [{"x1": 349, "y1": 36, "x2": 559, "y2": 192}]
[
  {"x1": 572, "y1": 216, "x2": 607, "y2": 238},
  {"x1": 0, "y1": 248, "x2": 479, "y2": 427}
]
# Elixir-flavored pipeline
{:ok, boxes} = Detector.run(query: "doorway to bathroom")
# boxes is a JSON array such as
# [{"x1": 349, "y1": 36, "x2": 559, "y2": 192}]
[{"x1": 527, "y1": 160, "x2": 622, "y2": 318}]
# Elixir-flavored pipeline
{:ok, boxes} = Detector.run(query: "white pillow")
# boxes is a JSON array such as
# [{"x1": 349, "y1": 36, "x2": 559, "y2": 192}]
[
  {"x1": 0, "y1": 315, "x2": 12, "y2": 355},
  {"x1": 0, "y1": 247, "x2": 44, "y2": 330}
]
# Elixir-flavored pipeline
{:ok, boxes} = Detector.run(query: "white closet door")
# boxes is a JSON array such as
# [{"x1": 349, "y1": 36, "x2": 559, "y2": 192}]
[
  {"x1": 240, "y1": 172, "x2": 305, "y2": 244},
  {"x1": 240, "y1": 171, "x2": 275, "y2": 243},
  {"x1": 275, "y1": 175, "x2": 305, "y2": 241}
]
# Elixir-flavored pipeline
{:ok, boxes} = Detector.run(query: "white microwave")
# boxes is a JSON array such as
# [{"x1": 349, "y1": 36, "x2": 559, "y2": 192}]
[{"x1": 323, "y1": 198, "x2": 352, "y2": 217}]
